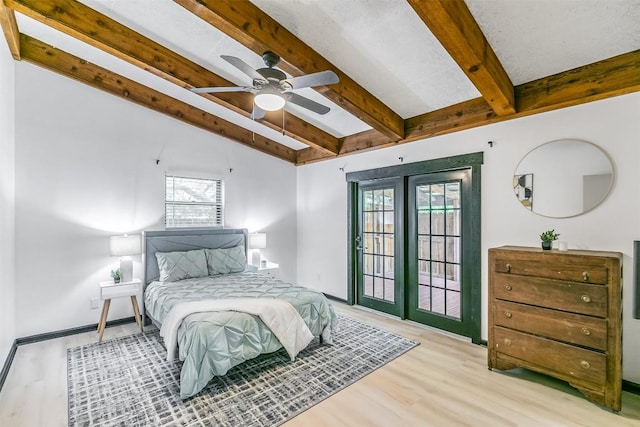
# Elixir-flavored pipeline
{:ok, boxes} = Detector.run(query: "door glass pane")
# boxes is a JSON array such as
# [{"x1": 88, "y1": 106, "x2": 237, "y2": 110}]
[
  {"x1": 446, "y1": 210, "x2": 460, "y2": 235},
  {"x1": 417, "y1": 186, "x2": 430, "y2": 209},
  {"x1": 446, "y1": 290, "x2": 460, "y2": 318},
  {"x1": 384, "y1": 235, "x2": 394, "y2": 257},
  {"x1": 418, "y1": 261, "x2": 430, "y2": 285},
  {"x1": 431, "y1": 237, "x2": 445, "y2": 261},
  {"x1": 446, "y1": 264, "x2": 461, "y2": 291},
  {"x1": 373, "y1": 255, "x2": 383, "y2": 276},
  {"x1": 384, "y1": 255, "x2": 394, "y2": 277},
  {"x1": 446, "y1": 236, "x2": 460, "y2": 263},
  {"x1": 419, "y1": 284, "x2": 431, "y2": 311},
  {"x1": 373, "y1": 276, "x2": 383, "y2": 299},
  {"x1": 374, "y1": 212, "x2": 383, "y2": 232},
  {"x1": 431, "y1": 287, "x2": 445, "y2": 315},
  {"x1": 431, "y1": 210, "x2": 445, "y2": 235},
  {"x1": 364, "y1": 212, "x2": 374, "y2": 233},
  {"x1": 430, "y1": 185, "x2": 445, "y2": 209},
  {"x1": 445, "y1": 183, "x2": 460, "y2": 208},
  {"x1": 418, "y1": 235, "x2": 430, "y2": 260},
  {"x1": 364, "y1": 254, "x2": 373, "y2": 274},
  {"x1": 432, "y1": 262, "x2": 445, "y2": 286},
  {"x1": 372, "y1": 234, "x2": 379, "y2": 255},
  {"x1": 384, "y1": 189, "x2": 394, "y2": 209},
  {"x1": 374, "y1": 189, "x2": 384, "y2": 210},
  {"x1": 384, "y1": 279, "x2": 395, "y2": 302},
  {"x1": 363, "y1": 190, "x2": 373, "y2": 211},
  {"x1": 418, "y1": 211, "x2": 430, "y2": 234},
  {"x1": 364, "y1": 233, "x2": 373, "y2": 253},
  {"x1": 364, "y1": 275, "x2": 373, "y2": 297},
  {"x1": 384, "y1": 212, "x2": 394, "y2": 231}
]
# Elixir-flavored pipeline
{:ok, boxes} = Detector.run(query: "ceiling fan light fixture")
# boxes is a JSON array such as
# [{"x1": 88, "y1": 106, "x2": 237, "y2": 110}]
[{"x1": 254, "y1": 91, "x2": 286, "y2": 111}]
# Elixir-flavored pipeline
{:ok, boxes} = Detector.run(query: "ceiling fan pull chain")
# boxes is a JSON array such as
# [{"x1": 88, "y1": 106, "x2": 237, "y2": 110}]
[{"x1": 251, "y1": 108, "x2": 255, "y2": 144}]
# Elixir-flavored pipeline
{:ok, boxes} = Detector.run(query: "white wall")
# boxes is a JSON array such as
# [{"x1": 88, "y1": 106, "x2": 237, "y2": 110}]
[
  {"x1": 14, "y1": 62, "x2": 297, "y2": 337},
  {"x1": 0, "y1": 39, "x2": 16, "y2": 366},
  {"x1": 296, "y1": 92, "x2": 640, "y2": 383}
]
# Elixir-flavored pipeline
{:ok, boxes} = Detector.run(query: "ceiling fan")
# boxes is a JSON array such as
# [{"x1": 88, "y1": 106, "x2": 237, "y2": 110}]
[{"x1": 191, "y1": 51, "x2": 339, "y2": 119}]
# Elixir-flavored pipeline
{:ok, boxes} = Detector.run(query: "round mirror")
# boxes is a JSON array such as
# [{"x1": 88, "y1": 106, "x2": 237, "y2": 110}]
[{"x1": 513, "y1": 139, "x2": 614, "y2": 218}]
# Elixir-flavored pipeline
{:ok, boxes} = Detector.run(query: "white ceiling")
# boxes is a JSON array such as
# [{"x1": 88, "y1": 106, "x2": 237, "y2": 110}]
[{"x1": 12, "y1": 0, "x2": 640, "y2": 151}]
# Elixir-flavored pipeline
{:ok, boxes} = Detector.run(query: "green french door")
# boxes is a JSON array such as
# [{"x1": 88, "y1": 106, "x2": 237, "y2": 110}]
[
  {"x1": 348, "y1": 154, "x2": 482, "y2": 343},
  {"x1": 406, "y1": 170, "x2": 474, "y2": 337},
  {"x1": 355, "y1": 178, "x2": 404, "y2": 317}
]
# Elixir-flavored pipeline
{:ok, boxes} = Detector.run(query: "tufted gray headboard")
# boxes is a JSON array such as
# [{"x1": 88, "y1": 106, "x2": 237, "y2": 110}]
[{"x1": 143, "y1": 228, "x2": 248, "y2": 289}]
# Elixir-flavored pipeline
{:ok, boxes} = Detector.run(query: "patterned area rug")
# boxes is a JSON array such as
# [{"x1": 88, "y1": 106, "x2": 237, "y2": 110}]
[{"x1": 68, "y1": 315, "x2": 418, "y2": 427}]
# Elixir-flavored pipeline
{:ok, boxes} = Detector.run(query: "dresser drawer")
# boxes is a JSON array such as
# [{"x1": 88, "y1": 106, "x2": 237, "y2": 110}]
[
  {"x1": 493, "y1": 257, "x2": 608, "y2": 284},
  {"x1": 493, "y1": 274, "x2": 607, "y2": 317},
  {"x1": 494, "y1": 327, "x2": 606, "y2": 386},
  {"x1": 493, "y1": 300, "x2": 607, "y2": 351}
]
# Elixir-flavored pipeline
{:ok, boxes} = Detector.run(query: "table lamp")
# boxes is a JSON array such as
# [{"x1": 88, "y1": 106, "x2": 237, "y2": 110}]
[
  {"x1": 248, "y1": 232, "x2": 267, "y2": 266},
  {"x1": 110, "y1": 234, "x2": 141, "y2": 283}
]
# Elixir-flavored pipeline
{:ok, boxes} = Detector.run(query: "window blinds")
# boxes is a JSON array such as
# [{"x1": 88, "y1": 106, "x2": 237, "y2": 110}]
[{"x1": 165, "y1": 175, "x2": 224, "y2": 227}]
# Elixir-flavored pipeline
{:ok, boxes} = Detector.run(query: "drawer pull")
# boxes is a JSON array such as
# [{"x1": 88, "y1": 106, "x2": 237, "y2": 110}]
[
  {"x1": 504, "y1": 338, "x2": 511, "y2": 346},
  {"x1": 582, "y1": 271, "x2": 589, "y2": 282},
  {"x1": 505, "y1": 312, "x2": 512, "y2": 318},
  {"x1": 581, "y1": 295, "x2": 591, "y2": 303},
  {"x1": 505, "y1": 284, "x2": 512, "y2": 291},
  {"x1": 580, "y1": 360, "x2": 591, "y2": 370},
  {"x1": 506, "y1": 263, "x2": 511, "y2": 273},
  {"x1": 581, "y1": 328, "x2": 591, "y2": 336}
]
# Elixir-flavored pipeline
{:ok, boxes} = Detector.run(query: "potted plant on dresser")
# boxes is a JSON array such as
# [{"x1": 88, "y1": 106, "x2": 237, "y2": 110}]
[{"x1": 539, "y1": 229, "x2": 559, "y2": 250}]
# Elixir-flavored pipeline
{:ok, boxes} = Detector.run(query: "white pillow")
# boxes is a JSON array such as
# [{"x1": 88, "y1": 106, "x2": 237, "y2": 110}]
[
  {"x1": 205, "y1": 246, "x2": 247, "y2": 275},
  {"x1": 155, "y1": 249, "x2": 208, "y2": 282}
]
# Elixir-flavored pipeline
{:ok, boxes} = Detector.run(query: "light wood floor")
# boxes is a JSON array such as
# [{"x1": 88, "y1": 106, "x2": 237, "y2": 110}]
[{"x1": 1, "y1": 303, "x2": 639, "y2": 426}]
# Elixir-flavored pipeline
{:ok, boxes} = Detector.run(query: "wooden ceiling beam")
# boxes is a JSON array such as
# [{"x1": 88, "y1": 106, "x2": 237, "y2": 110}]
[
  {"x1": 515, "y1": 49, "x2": 640, "y2": 114},
  {"x1": 6, "y1": 0, "x2": 340, "y2": 155},
  {"x1": 20, "y1": 34, "x2": 297, "y2": 163},
  {"x1": 174, "y1": 0, "x2": 405, "y2": 141},
  {"x1": 404, "y1": 97, "x2": 497, "y2": 143},
  {"x1": 408, "y1": 0, "x2": 515, "y2": 116},
  {"x1": 339, "y1": 129, "x2": 399, "y2": 156},
  {"x1": 296, "y1": 147, "x2": 335, "y2": 165},
  {"x1": 0, "y1": 1, "x2": 20, "y2": 59},
  {"x1": 330, "y1": 50, "x2": 640, "y2": 157}
]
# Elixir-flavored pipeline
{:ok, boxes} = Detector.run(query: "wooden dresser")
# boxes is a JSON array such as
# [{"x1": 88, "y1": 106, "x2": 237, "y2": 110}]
[{"x1": 488, "y1": 246, "x2": 622, "y2": 411}]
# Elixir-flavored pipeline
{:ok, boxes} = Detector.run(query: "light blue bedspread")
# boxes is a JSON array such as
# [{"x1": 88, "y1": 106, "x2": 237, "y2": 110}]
[{"x1": 144, "y1": 272, "x2": 338, "y2": 398}]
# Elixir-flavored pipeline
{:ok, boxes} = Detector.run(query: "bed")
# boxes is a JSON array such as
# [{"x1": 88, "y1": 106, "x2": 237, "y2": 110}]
[{"x1": 142, "y1": 228, "x2": 338, "y2": 399}]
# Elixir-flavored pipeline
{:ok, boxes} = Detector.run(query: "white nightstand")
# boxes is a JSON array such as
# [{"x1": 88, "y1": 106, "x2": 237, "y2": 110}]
[
  {"x1": 98, "y1": 279, "x2": 142, "y2": 341},
  {"x1": 256, "y1": 261, "x2": 279, "y2": 278}
]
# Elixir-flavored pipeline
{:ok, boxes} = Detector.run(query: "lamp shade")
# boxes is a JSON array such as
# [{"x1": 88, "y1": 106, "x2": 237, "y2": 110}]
[
  {"x1": 248, "y1": 233, "x2": 267, "y2": 250},
  {"x1": 110, "y1": 234, "x2": 141, "y2": 256}
]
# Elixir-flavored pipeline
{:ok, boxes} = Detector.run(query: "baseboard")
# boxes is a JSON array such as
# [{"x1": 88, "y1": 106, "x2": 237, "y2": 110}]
[
  {"x1": 0, "y1": 339, "x2": 18, "y2": 394},
  {"x1": 623, "y1": 380, "x2": 640, "y2": 395},
  {"x1": 16, "y1": 316, "x2": 136, "y2": 346},
  {"x1": 0, "y1": 316, "x2": 137, "y2": 395},
  {"x1": 323, "y1": 293, "x2": 349, "y2": 304}
]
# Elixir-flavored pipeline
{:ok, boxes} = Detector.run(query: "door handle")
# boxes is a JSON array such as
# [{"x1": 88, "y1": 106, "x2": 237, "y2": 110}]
[{"x1": 355, "y1": 235, "x2": 363, "y2": 251}]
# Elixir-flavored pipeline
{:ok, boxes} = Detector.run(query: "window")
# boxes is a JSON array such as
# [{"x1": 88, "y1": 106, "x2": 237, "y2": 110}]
[{"x1": 165, "y1": 175, "x2": 224, "y2": 228}]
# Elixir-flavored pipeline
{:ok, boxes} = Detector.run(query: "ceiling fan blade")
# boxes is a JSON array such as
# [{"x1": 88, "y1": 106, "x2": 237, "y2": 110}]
[
  {"x1": 221, "y1": 55, "x2": 267, "y2": 83},
  {"x1": 190, "y1": 86, "x2": 253, "y2": 94},
  {"x1": 284, "y1": 70, "x2": 339, "y2": 90},
  {"x1": 286, "y1": 92, "x2": 331, "y2": 115},
  {"x1": 252, "y1": 105, "x2": 265, "y2": 120}
]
